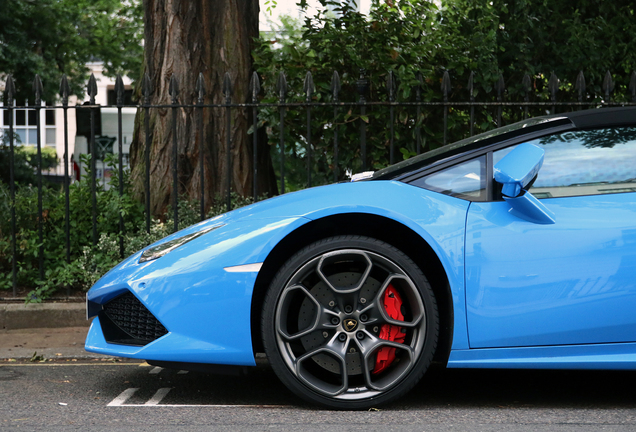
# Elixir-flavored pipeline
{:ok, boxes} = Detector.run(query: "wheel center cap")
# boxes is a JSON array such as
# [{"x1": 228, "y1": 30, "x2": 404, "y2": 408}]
[{"x1": 343, "y1": 318, "x2": 358, "y2": 332}]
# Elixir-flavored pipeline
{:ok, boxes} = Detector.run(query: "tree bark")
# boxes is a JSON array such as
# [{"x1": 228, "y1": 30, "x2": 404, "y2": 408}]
[{"x1": 130, "y1": 0, "x2": 277, "y2": 217}]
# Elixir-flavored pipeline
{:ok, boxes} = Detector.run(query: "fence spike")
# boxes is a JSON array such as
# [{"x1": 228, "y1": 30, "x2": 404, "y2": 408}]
[
  {"x1": 330, "y1": 70, "x2": 341, "y2": 101},
  {"x1": 521, "y1": 74, "x2": 532, "y2": 93},
  {"x1": 195, "y1": 72, "x2": 206, "y2": 104},
  {"x1": 5, "y1": 74, "x2": 15, "y2": 104},
  {"x1": 59, "y1": 74, "x2": 70, "y2": 106},
  {"x1": 169, "y1": 75, "x2": 180, "y2": 104},
  {"x1": 142, "y1": 73, "x2": 153, "y2": 104},
  {"x1": 575, "y1": 71, "x2": 586, "y2": 102},
  {"x1": 602, "y1": 70, "x2": 614, "y2": 100},
  {"x1": 222, "y1": 72, "x2": 232, "y2": 103},
  {"x1": 441, "y1": 70, "x2": 451, "y2": 101},
  {"x1": 630, "y1": 71, "x2": 636, "y2": 103},
  {"x1": 467, "y1": 71, "x2": 474, "y2": 98},
  {"x1": 277, "y1": 71, "x2": 288, "y2": 102},
  {"x1": 387, "y1": 70, "x2": 397, "y2": 102},
  {"x1": 87, "y1": 73, "x2": 97, "y2": 104},
  {"x1": 249, "y1": 71, "x2": 261, "y2": 103},
  {"x1": 416, "y1": 71, "x2": 423, "y2": 102},
  {"x1": 548, "y1": 72, "x2": 559, "y2": 101},
  {"x1": 303, "y1": 71, "x2": 315, "y2": 102},
  {"x1": 115, "y1": 75, "x2": 125, "y2": 106},
  {"x1": 33, "y1": 74, "x2": 43, "y2": 105}
]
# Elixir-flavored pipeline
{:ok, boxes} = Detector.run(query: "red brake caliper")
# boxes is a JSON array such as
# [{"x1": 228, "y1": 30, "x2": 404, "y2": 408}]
[{"x1": 372, "y1": 284, "x2": 405, "y2": 375}]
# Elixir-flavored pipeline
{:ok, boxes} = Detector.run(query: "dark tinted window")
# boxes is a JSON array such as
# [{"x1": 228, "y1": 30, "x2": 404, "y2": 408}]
[{"x1": 494, "y1": 127, "x2": 636, "y2": 198}]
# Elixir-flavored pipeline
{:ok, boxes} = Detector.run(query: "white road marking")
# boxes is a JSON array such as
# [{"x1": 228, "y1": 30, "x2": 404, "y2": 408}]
[
  {"x1": 177, "y1": 370, "x2": 189, "y2": 374},
  {"x1": 111, "y1": 404, "x2": 288, "y2": 408},
  {"x1": 149, "y1": 366, "x2": 163, "y2": 374},
  {"x1": 145, "y1": 388, "x2": 172, "y2": 405},
  {"x1": 107, "y1": 388, "x2": 139, "y2": 406}
]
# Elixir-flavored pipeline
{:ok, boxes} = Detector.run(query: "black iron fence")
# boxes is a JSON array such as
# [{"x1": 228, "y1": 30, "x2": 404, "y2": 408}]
[{"x1": 2, "y1": 68, "x2": 636, "y2": 297}]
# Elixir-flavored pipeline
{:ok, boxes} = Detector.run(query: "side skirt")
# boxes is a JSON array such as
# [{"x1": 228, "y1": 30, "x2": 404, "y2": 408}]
[{"x1": 448, "y1": 342, "x2": 636, "y2": 370}]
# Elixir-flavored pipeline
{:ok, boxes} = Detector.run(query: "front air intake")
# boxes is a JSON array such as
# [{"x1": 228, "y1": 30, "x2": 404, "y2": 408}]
[{"x1": 100, "y1": 292, "x2": 168, "y2": 346}]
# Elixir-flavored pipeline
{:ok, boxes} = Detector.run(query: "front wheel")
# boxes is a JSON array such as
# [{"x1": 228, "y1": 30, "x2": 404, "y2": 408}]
[{"x1": 262, "y1": 236, "x2": 439, "y2": 409}]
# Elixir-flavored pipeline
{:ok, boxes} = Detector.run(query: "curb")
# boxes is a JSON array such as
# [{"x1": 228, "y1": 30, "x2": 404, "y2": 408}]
[{"x1": 0, "y1": 303, "x2": 88, "y2": 330}]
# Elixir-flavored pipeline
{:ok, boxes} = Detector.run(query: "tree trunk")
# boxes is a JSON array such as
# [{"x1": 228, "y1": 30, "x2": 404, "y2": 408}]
[{"x1": 130, "y1": 0, "x2": 277, "y2": 217}]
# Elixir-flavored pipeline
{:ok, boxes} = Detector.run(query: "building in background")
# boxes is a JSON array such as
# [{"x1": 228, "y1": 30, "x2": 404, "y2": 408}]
[{"x1": 0, "y1": 61, "x2": 135, "y2": 188}]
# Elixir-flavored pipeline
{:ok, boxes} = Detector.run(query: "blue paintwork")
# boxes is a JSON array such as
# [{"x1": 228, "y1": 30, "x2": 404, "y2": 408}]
[
  {"x1": 465, "y1": 192, "x2": 636, "y2": 349},
  {"x1": 86, "y1": 168, "x2": 636, "y2": 371},
  {"x1": 494, "y1": 143, "x2": 544, "y2": 197},
  {"x1": 448, "y1": 342, "x2": 636, "y2": 369},
  {"x1": 503, "y1": 191, "x2": 555, "y2": 224},
  {"x1": 86, "y1": 180, "x2": 471, "y2": 361}
]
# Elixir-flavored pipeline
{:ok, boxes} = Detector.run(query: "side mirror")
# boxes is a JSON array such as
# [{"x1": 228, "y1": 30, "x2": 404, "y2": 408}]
[{"x1": 494, "y1": 143, "x2": 555, "y2": 224}]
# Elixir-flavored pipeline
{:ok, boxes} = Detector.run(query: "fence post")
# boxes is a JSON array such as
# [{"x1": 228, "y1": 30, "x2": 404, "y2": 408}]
[
  {"x1": 169, "y1": 75, "x2": 180, "y2": 231},
  {"x1": 630, "y1": 71, "x2": 636, "y2": 103},
  {"x1": 496, "y1": 74, "x2": 505, "y2": 127},
  {"x1": 142, "y1": 73, "x2": 152, "y2": 233},
  {"x1": 33, "y1": 75, "x2": 44, "y2": 282},
  {"x1": 276, "y1": 71, "x2": 287, "y2": 194},
  {"x1": 115, "y1": 75, "x2": 125, "y2": 258},
  {"x1": 330, "y1": 71, "x2": 341, "y2": 182},
  {"x1": 357, "y1": 70, "x2": 368, "y2": 168},
  {"x1": 415, "y1": 72, "x2": 422, "y2": 154},
  {"x1": 87, "y1": 73, "x2": 98, "y2": 246},
  {"x1": 5, "y1": 76, "x2": 17, "y2": 297},
  {"x1": 468, "y1": 72, "x2": 474, "y2": 137},
  {"x1": 522, "y1": 74, "x2": 531, "y2": 119},
  {"x1": 59, "y1": 75, "x2": 71, "y2": 296},
  {"x1": 602, "y1": 70, "x2": 614, "y2": 104},
  {"x1": 441, "y1": 70, "x2": 450, "y2": 146},
  {"x1": 303, "y1": 72, "x2": 314, "y2": 188},
  {"x1": 549, "y1": 72, "x2": 559, "y2": 115},
  {"x1": 575, "y1": 71, "x2": 585, "y2": 111},
  {"x1": 387, "y1": 70, "x2": 397, "y2": 160},
  {"x1": 223, "y1": 72, "x2": 233, "y2": 210},
  {"x1": 196, "y1": 73, "x2": 206, "y2": 220},
  {"x1": 249, "y1": 72, "x2": 260, "y2": 201}
]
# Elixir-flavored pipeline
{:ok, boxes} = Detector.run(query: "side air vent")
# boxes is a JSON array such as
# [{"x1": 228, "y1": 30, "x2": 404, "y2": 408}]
[{"x1": 100, "y1": 292, "x2": 168, "y2": 346}]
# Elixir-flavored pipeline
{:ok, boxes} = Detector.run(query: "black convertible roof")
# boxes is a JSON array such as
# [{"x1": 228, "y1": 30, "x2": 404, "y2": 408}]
[
  {"x1": 373, "y1": 106, "x2": 636, "y2": 180},
  {"x1": 561, "y1": 106, "x2": 636, "y2": 128}
]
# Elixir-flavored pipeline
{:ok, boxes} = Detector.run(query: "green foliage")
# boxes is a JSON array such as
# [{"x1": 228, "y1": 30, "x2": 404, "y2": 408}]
[
  {"x1": 254, "y1": 0, "x2": 636, "y2": 190},
  {"x1": 0, "y1": 155, "x2": 260, "y2": 300},
  {"x1": 0, "y1": 0, "x2": 143, "y2": 103},
  {"x1": 0, "y1": 139, "x2": 59, "y2": 185}
]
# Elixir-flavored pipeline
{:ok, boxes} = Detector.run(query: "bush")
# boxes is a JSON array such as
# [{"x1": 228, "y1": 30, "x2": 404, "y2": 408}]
[{"x1": 0, "y1": 154, "x2": 258, "y2": 301}]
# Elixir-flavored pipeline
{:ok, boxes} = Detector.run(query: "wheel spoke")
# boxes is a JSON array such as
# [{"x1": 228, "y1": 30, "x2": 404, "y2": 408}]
[
  {"x1": 295, "y1": 343, "x2": 349, "y2": 397},
  {"x1": 316, "y1": 249, "x2": 373, "y2": 294}
]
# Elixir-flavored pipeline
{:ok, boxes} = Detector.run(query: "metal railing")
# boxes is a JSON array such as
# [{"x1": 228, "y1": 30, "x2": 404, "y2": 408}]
[{"x1": 2, "y1": 68, "x2": 636, "y2": 297}]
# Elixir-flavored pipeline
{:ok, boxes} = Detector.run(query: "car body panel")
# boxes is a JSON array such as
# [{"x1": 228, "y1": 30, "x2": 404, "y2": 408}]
[
  {"x1": 86, "y1": 107, "x2": 636, "y2": 380},
  {"x1": 448, "y1": 342, "x2": 636, "y2": 369},
  {"x1": 466, "y1": 192, "x2": 636, "y2": 348},
  {"x1": 86, "y1": 180, "x2": 472, "y2": 361}
]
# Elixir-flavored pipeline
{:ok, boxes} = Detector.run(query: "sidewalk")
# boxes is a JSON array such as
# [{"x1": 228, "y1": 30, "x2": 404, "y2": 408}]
[{"x1": 0, "y1": 302, "x2": 110, "y2": 360}]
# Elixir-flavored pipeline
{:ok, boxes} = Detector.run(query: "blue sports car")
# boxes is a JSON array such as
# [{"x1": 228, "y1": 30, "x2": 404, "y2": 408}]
[{"x1": 86, "y1": 107, "x2": 636, "y2": 409}]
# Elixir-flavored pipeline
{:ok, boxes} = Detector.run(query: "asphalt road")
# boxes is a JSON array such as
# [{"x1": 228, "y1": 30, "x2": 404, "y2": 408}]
[{"x1": 2, "y1": 359, "x2": 636, "y2": 431}]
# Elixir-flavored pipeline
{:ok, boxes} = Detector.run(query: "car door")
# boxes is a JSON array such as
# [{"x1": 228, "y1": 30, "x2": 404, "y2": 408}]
[{"x1": 465, "y1": 126, "x2": 636, "y2": 348}]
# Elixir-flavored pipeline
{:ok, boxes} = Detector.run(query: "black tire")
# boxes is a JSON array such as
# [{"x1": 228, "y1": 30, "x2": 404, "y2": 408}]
[{"x1": 262, "y1": 235, "x2": 439, "y2": 409}]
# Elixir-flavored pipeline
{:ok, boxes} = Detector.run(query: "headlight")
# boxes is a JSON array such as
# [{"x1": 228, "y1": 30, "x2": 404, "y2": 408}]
[{"x1": 139, "y1": 224, "x2": 224, "y2": 263}]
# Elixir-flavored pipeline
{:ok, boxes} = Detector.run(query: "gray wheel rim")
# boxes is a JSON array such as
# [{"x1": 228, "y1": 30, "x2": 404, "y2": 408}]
[{"x1": 275, "y1": 249, "x2": 427, "y2": 400}]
